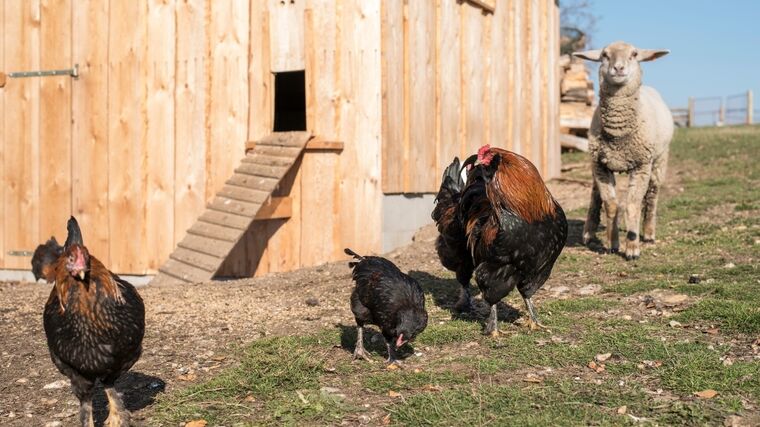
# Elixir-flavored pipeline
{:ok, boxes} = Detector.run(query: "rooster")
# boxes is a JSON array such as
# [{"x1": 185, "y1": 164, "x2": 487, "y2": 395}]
[
  {"x1": 36, "y1": 217, "x2": 145, "y2": 427},
  {"x1": 432, "y1": 157, "x2": 475, "y2": 312},
  {"x1": 31, "y1": 236, "x2": 63, "y2": 282},
  {"x1": 345, "y1": 248, "x2": 428, "y2": 364},
  {"x1": 460, "y1": 145, "x2": 567, "y2": 335}
]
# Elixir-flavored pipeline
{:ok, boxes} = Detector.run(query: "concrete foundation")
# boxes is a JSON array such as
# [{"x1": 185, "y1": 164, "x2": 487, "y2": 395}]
[{"x1": 382, "y1": 193, "x2": 436, "y2": 253}]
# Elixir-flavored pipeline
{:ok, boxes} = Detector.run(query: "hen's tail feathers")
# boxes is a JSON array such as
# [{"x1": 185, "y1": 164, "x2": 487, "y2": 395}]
[
  {"x1": 31, "y1": 237, "x2": 63, "y2": 282},
  {"x1": 344, "y1": 248, "x2": 364, "y2": 268},
  {"x1": 64, "y1": 216, "x2": 84, "y2": 248},
  {"x1": 435, "y1": 157, "x2": 465, "y2": 202}
]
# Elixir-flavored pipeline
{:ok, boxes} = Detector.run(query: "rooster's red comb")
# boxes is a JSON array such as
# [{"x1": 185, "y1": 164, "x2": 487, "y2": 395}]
[{"x1": 477, "y1": 144, "x2": 491, "y2": 161}]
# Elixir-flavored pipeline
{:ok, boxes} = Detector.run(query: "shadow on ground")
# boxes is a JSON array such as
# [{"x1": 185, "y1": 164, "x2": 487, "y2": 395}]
[
  {"x1": 92, "y1": 371, "x2": 165, "y2": 426},
  {"x1": 409, "y1": 270, "x2": 521, "y2": 327},
  {"x1": 336, "y1": 324, "x2": 415, "y2": 361}
]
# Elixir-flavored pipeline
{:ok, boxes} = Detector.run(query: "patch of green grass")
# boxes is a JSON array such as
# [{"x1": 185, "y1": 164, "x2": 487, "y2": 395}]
[
  {"x1": 543, "y1": 297, "x2": 618, "y2": 314},
  {"x1": 416, "y1": 319, "x2": 482, "y2": 346},
  {"x1": 677, "y1": 299, "x2": 760, "y2": 334},
  {"x1": 658, "y1": 342, "x2": 760, "y2": 400},
  {"x1": 152, "y1": 334, "x2": 344, "y2": 425},
  {"x1": 363, "y1": 369, "x2": 469, "y2": 393}
]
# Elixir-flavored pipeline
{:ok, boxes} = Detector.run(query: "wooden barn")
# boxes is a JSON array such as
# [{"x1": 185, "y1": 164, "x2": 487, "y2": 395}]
[{"x1": 0, "y1": 0, "x2": 560, "y2": 282}]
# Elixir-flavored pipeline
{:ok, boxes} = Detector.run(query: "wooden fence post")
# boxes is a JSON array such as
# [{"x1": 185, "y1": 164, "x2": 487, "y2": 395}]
[
  {"x1": 687, "y1": 97, "x2": 695, "y2": 127},
  {"x1": 747, "y1": 90, "x2": 754, "y2": 125}
]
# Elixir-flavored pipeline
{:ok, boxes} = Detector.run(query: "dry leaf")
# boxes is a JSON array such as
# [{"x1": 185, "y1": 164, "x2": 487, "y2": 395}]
[
  {"x1": 185, "y1": 420, "x2": 208, "y2": 427},
  {"x1": 669, "y1": 320, "x2": 682, "y2": 328},
  {"x1": 595, "y1": 353, "x2": 612, "y2": 362},
  {"x1": 523, "y1": 374, "x2": 543, "y2": 383},
  {"x1": 382, "y1": 414, "x2": 391, "y2": 425},
  {"x1": 422, "y1": 384, "x2": 443, "y2": 391},
  {"x1": 617, "y1": 405, "x2": 627, "y2": 415},
  {"x1": 211, "y1": 355, "x2": 226, "y2": 361},
  {"x1": 661, "y1": 294, "x2": 689, "y2": 305},
  {"x1": 694, "y1": 389, "x2": 718, "y2": 399},
  {"x1": 413, "y1": 368, "x2": 422, "y2": 373},
  {"x1": 587, "y1": 361, "x2": 605, "y2": 373},
  {"x1": 178, "y1": 373, "x2": 197, "y2": 382},
  {"x1": 388, "y1": 390, "x2": 401, "y2": 398},
  {"x1": 386, "y1": 364, "x2": 399, "y2": 371},
  {"x1": 244, "y1": 395, "x2": 256, "y2": 402},
  {"x1": 705, "y1": 328, "x2": 720, "y2": 335}
]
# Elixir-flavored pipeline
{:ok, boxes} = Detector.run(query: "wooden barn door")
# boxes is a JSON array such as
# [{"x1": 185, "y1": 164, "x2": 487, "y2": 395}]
[{"x1": 1, "y1": 1, "x2": 74, "y2": 270}]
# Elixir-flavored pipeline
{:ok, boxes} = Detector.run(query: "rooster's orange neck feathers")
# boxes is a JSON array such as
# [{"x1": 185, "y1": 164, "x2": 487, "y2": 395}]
[{"x1": 482, "y1": 148, "x2": 556, "y2": 223}]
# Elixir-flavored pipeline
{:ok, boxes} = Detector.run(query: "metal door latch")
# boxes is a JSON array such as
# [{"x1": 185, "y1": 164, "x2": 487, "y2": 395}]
[{"x1": 0, "y1": 64, "x2": 78, "y2": 88}]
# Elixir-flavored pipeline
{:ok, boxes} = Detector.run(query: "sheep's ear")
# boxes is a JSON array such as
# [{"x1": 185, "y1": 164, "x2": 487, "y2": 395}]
[
  {"x1": 572, "y1": 49, "x2": 603, "y2": 62},
  {"x1": 637, "y1": 49, "x2": 670, "y2": 62}
]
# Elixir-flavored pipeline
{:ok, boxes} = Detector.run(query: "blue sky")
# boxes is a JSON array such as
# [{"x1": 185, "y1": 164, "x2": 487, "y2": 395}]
[{"x1": 585, "y1": 1, "x2": 760, "y2": 110}]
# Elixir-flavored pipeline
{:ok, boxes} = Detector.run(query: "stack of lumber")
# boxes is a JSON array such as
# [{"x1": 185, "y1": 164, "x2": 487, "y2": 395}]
[{"x1": 559, "y1": 54, "x2": 596, "y2": 152}]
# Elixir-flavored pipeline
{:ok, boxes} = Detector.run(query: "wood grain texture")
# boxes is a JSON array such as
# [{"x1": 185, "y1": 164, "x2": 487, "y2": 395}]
[
  {"x1": 4, "y1": 0, "x2": 41, "y2": 269},
  {"x1": 248, "y1": 2, "x2": 272, "y2": 140},
  {"x1": 268, "y1": 0, "x2": 305, "y2": 72},
  {"x1": 462, "y1": 2, "x2": 484, "y2": 157},
  {"x1": 380, "y1": 0, "x2": 403, "y2": 193},
  {"x1": 39, "y1": 0, "x2": 72, "y2": 248},
  {"x1": 0, "y1": 2, "x2": 4, "y2": 266},
  {"x1": 146, "y1": 0, "x2": 176, "y2": 272},
  {"x1": 108, "y1": 1, "x2": 148, "y2": 273},
  {"x1": 174, "y1": 0, "x2": 208, "y2": 254},
  {"x1": 72, "y1": 0, "x2": 110, "y2": 265},
  {"x1": 437, "y1": 0, "x2": 463, "y2": 177},
  {"x1": 207, "y1": 0, "x2": 250, "y2": 202},
  {"x1": 301, "y1": 4, "x2": 339, "y2": 266},
  {"x1": 406, "y1": 0, "x2": 436, "y2": 192}
]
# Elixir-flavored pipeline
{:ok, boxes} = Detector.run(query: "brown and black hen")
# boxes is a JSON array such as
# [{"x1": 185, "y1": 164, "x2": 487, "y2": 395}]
[
  {"x1": 460, "y1": 145, "x2": 567, "y2": 335},
  {"x1": 36, "y1": 217, "x2": 145, "y2": 427},
  {"x1": 432, "y1": 157, "x2": 475, "y2": 312},
  {"x1": 345, "y1": 248, "x2": 428, "y2": 364}
]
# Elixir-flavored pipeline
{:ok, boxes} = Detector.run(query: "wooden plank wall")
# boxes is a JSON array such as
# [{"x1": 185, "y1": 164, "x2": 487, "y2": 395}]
[
  {"x1": 0, "y1": 0, "x2": 557, "y2": 276},
  {"x1": 382, "y1": 0, "x2": 561, "y2": 194}
]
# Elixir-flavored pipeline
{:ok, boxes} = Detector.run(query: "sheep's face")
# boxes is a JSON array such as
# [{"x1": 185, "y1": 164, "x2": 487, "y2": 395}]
[{"x1": 574, "y1": 41, "x2": 669, "y2": 89}]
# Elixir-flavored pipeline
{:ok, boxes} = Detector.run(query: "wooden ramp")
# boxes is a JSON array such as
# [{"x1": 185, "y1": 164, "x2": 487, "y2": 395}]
[{"x1": 152, "y1": 131, "x2": 312, "y2": 285}]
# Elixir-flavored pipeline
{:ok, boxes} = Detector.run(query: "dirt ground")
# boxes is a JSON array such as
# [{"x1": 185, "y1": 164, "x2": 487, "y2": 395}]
[{"x1": 0, "y1": 170, "x2": 601, "y2": 426}]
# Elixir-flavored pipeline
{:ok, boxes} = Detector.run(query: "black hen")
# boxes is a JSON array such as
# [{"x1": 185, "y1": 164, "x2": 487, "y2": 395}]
[
  {"x1": 432, "y1": 157, "x2": 475, "y2": 311},
  {"x1": 31, "y1": 236, "x2": 63, "y2": 282},
  {"x1": 345, "y1": 248, "x2": 428, "y2": 364},
  {"x1": 39, "y1": 217, "x2": 145, "y2": 426},
  {"x1": 460, "y1": 145, "x2": 568, "y2": 335}
]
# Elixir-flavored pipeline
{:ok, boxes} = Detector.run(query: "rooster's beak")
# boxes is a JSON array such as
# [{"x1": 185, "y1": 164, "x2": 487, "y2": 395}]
[
  {"x1": 461, "y1": 154, "x2": 479, "y2": 173},
  {"x1": 78, "y1": 271, "x2": 85, "y2": 280}
]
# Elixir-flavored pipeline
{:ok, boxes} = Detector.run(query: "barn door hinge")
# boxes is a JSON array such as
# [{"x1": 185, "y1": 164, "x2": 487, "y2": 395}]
[
  {"x1": 0, "y1": 64, "x2": 78, "y2": 88},
  {"x1": 8, "y1": 250, "x2": 33, "y2": 257}
]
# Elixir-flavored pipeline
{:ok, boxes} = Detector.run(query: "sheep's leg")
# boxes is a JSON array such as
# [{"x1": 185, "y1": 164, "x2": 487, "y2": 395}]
[
  {"x1": 642, "y1": 152, "x2": 668, "y2": 242},
  {"x1": 624, "y1": 165, "x2": 653, "y2": 260},
  {"x1": 583, "y1": 181, "x2": 603, "y2": 245},
  {"x1": 592, "y1": 165, "x2": 619, "y2": 253}
]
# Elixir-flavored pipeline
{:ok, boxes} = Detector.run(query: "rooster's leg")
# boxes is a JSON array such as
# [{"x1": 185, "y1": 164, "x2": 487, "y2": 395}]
[
  {"x1": 104, "y1": 386, "x2": 130, "y2": 427},
  {"x1": 454, "y1": 285, "x2": 474, "y2": 312},
  {"x1": 523, "y1": 297, "x2": 550, "y2": 331},
  {"x1": 385, "y1": 340, "x2": 400, "y2": 365},
  {"x1": 484, "y1": 304, "x2": 500, "y2": 336},
  {"x1": 353, "y1": 326, "x2": 372, "y2": 361},
  {"x1": 78, "y1": 398, "x2": 95, "y2": 427}
]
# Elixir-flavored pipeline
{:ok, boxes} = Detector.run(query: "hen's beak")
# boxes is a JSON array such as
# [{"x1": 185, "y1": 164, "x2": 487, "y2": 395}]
[
  {"x1": 396, "y1": 334, "x2": 407, "y2": 349},
  {"x1": 78, "y1": 271, "x2": 85, "y2": 280}
]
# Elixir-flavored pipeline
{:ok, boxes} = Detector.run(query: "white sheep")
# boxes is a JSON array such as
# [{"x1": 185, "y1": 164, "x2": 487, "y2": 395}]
[{"x1": 574, "y1": 41, "x2": 673, "y2": 260}]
